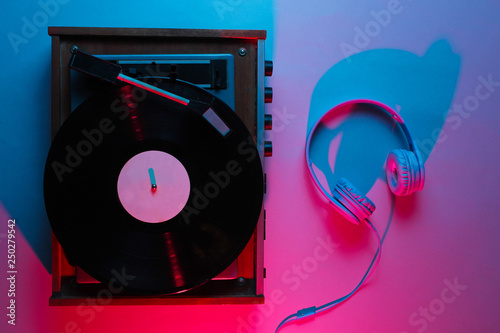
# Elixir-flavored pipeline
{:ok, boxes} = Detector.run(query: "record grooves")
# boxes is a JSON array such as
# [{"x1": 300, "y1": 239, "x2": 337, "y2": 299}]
[{"x1": 44, "y1": 79, "x2": 264, "y2": 294}]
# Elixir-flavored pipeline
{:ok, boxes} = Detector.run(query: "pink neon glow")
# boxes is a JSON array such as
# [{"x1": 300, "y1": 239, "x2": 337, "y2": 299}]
[
  {"x1": 117, "y1": 74, "x2": 189, "y2": 106},
  {"x1": 164, "y1": 233, "x2": 185, "y2": 288},
  {"x1": 119, "y1": 85, "x2": 144, "y2": 140}
]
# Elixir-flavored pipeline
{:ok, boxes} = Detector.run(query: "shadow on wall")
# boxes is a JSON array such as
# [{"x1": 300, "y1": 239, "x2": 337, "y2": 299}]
[{"x1": 307, "y1": 40, "x2": 460, "y2": 196}]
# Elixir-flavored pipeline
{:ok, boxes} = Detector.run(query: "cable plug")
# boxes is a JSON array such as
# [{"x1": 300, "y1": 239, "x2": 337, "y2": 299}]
[{"x1": 297, "y1": 306, "x2": 317, "y2": 319}]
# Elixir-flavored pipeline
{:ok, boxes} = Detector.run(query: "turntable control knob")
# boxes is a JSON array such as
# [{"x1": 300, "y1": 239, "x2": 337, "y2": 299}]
[
  {"x1": 264, "y1": 141, "x2": 273, "y2": 157},
  {"x1": 264, "y1": 114, "x2": 272, "y2": 130},
  {"x1": 265, "y1": 60, "x2": 273, "y2": 77},
  {"x1": 264, "y1": 87, "x2": 273, "y2": 103}
]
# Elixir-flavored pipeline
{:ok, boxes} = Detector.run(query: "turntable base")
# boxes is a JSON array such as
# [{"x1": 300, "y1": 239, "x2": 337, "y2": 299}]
[{"x1": 48, "y1": 27, "x2": 269, "y2": 305}]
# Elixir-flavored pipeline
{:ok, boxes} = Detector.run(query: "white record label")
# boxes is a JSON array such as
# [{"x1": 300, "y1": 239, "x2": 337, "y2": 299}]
[{"x1": 117, "y1": 150, "x2": 190, "y2": 223}]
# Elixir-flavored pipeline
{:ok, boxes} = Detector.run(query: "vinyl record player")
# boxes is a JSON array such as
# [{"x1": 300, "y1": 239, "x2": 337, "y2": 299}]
[{"x1": 46, "y1": 27, "x2": 273, "y2": 305}]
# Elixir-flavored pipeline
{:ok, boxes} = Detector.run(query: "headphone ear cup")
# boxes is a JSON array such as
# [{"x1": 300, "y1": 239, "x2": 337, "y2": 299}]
[
  {"x1": 386, "y1": 149, "x2": 423, "y2": 196},
  {"x1": 332, "y1": 178, "x2": 376, "y2": 225}
]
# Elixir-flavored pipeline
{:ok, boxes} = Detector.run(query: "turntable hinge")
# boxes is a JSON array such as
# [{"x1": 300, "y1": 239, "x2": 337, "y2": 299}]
[
  {"x1": 263, "y1": 209, "x2": 266, "y2": 241},
  {"x1": 264, "y1": 173, "x2": 267, "y2": 194}
]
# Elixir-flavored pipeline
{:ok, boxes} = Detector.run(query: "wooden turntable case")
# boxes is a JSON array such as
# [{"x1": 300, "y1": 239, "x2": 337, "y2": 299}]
[{"x1": 48, "y1": 27, "x2": 270, "y2": 305}]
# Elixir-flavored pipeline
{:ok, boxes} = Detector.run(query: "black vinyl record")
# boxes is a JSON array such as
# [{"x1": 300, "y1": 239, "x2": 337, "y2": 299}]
[{"x1": 44, "y1": 79, "x2": 264, "y2": 294}]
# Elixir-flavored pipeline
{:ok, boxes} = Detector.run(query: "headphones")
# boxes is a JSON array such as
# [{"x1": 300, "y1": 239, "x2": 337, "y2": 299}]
[
  {"x1": 276, "y1": 100, "x2": 425, "y2": 332},
  {"x1": 305, "y1": 99, "x2": 425, "y2": 225}
]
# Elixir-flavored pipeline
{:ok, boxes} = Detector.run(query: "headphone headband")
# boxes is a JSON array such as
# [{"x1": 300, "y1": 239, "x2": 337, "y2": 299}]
[{"x1": 305, "y1": 99, "x2": 423, "y2": 204}]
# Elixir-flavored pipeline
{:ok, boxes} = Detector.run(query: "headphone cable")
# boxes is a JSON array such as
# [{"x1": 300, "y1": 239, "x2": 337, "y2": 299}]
[{"x1": 275, "y1": 219, "x2": 382, "y2": 332}]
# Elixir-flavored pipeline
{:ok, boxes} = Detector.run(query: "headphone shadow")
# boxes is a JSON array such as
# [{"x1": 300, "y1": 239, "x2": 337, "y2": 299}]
[{"x1": 305, "y1": 39, "x2": 460, "y2": 245}]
